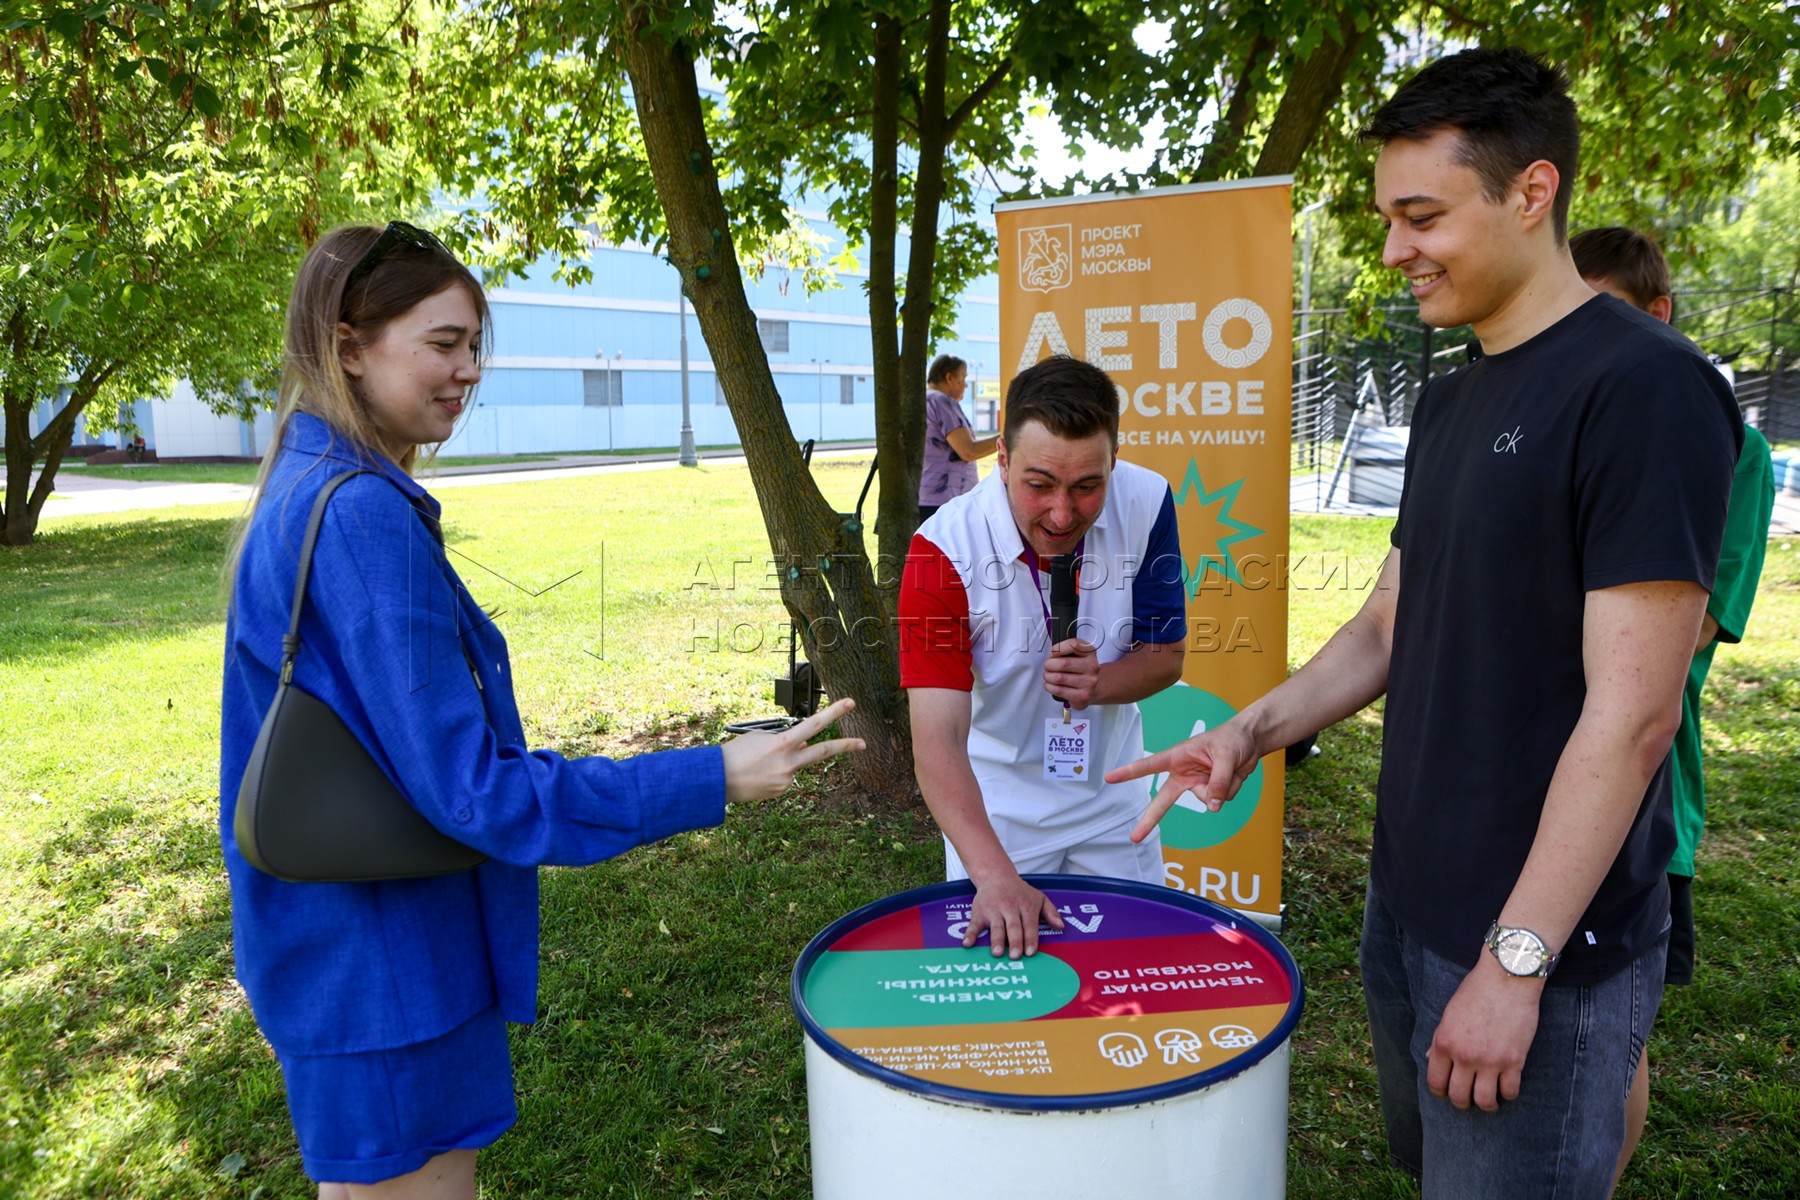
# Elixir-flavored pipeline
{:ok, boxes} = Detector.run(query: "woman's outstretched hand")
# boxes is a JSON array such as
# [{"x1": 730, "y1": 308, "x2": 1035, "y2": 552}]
[{"x1": 721, "y1": 698, "x2": 865, "y2": 802}]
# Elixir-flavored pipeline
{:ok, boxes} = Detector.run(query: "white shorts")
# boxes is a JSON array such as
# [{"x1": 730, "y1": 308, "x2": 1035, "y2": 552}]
[{"x1": 944, "y1": 821, "x2": 1165, "y2": 886}]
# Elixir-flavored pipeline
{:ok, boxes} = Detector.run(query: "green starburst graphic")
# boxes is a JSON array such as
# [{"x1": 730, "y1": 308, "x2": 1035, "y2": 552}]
[{"x1": 1173, "y1": 458, "x2": 1264, "y2": 593}]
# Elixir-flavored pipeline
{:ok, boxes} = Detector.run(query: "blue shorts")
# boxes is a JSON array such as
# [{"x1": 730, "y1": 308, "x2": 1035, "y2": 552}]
[
  {"x1": 276, "y1": 1005, "x2": 518, "y2": 1184},
  {"x1": 1359, "y1": 883, "x2": 1665, "y2": 1198}
]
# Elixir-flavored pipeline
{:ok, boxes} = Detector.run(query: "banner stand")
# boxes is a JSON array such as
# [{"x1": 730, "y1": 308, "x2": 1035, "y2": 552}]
[{"x1": 997, "y1": 178, "x2": 1295, "y2": 927}]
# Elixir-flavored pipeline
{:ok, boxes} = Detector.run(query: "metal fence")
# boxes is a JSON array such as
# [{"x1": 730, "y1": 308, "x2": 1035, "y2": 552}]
[
  {"x1": 1677, "y1": 286, "x2": 1800, "y2": 446},
  {"x1": 1292, "y1": 288, "x2": 1799, "y2": 512},
  {"x1": 1291, "y1": 307, "x2": 1476, "y2": 509}
]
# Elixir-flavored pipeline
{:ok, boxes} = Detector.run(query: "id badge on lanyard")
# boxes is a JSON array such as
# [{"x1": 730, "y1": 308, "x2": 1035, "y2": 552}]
[{"x1": 1043, "y1": 716, "x2": 1091, "y2": 780}]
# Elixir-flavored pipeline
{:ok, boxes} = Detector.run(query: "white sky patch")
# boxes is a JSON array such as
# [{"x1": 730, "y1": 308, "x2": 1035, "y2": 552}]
[
  {"x1": 1135, "y1": 19, "x2": 1173, "y2": 53},
  {"x1": 1020, "y1": 110, "x2": 1170, "y2": 191},
  {"x1": 1015, "y1": 18, "x2": 1205, "y2": 192}
]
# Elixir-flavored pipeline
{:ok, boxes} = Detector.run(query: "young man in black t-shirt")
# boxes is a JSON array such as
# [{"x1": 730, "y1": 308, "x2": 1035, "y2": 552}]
[{"x1": 1111, "y1": 49, "x2": 1739, "y2": 1197}]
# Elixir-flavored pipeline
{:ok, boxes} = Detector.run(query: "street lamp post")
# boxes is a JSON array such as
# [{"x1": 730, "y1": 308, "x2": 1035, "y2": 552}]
[
  {"x1": 611, "y1": 349, "x2": 622, "y2": 452},
  {"x1": 1298, "y1": 197, "x2": 1330, "y2": 386},
  {"x1": 1297, "y1": 196, "x2": 1331, "y2": 469},
  {"x1": 677, "y1": 283, "x2": 698, "y2": 466}
]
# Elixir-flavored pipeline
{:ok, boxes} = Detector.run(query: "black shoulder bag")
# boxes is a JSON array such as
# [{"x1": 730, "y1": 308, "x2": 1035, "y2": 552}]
[{"x1": 234, "y1": 470, "x2": 489, "y2": 883}]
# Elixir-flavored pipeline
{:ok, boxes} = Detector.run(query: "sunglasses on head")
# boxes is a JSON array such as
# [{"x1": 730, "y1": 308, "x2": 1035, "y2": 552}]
[{"x1": 342, "y1": 220, "x2": 453, "y2": 302}]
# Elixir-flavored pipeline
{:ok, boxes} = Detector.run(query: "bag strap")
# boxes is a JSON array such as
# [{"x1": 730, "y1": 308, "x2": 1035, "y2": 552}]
[{"x1": 279, "y1": 469, "x2": 444, "y2": 685}]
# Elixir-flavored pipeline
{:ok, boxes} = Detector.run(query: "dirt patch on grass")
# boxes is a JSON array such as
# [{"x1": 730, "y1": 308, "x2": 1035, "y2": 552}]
[
  {"x1": 548, "y1": 708, "x2": 930, "y2": 821},
  {"x1": 1696, "y1": 824, "x2": 1777, "y2": 864}
]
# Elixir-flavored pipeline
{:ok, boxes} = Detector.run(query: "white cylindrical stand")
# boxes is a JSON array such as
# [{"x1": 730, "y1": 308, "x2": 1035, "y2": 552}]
[{"x1": 793, "y1": 876, "x2": 1302, "y2": 1200}]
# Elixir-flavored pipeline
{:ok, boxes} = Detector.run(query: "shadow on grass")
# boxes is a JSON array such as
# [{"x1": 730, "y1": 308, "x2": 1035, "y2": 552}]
[
  {"x1": 3, "y1": 651, "x2": 1791, "y2": 1196},
  {"x1": 0, "y1": 798, "x2": 305, "y2": 1199},
  {"x1": 0, "y1": 516, "x2": 236, "y2": 668},
  {"x1": 0, "y1": 510, "x2": 551, "y2": 674},
  {"x1": 0, "y1": 709, "x2": 918, "y2": 1199},
  {"x1": 501, "y1": 789, "x2": 937, "y2": 1198}
]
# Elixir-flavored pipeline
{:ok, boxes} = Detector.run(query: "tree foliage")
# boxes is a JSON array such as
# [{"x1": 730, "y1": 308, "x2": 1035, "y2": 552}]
[
  {"x1": 0, "y1": 2, "x2": 422, "y2": 545},
  {"x1": 1694, "y1": 159, "x2": 1800, "y2": 293},
  {"x1": 1673, "y1": 157, "x2": 1800, "y2": 367},
  {"x1": 714, "y1": 0, "x2": 1157, "y2": 571},
  {"x1": 399, "y1": 0, "x2": 1800, "y2": 805},
  {"x1": 408, "y1": 0, "x2": 1169, "y2": 803},
  {"x1": 7, "y1": 0, "x2": 1795, "y2": 799},
  {"x1": 1062, "y1": 3, "x2": 1800, "y2": 324}
]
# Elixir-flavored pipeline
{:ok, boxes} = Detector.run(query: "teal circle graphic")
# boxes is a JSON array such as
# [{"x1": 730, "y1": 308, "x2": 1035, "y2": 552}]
[
  {"x1": 1137, "y1": 683, "x2": 1262, "y2": 850},
  {"x1": 804, "y1": 948, "x2": 1080, "y2": 1029}
]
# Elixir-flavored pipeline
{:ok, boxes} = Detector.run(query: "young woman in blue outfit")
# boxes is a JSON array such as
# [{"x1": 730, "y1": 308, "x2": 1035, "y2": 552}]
[{"x1": 220, "y1": 223, "x2": 862, "y2": 1198}]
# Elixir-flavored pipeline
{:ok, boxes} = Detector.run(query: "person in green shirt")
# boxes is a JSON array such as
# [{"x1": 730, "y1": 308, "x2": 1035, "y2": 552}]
[{"x1": 1571, "y1": 226, "x2": 1776, "y2": 1194}]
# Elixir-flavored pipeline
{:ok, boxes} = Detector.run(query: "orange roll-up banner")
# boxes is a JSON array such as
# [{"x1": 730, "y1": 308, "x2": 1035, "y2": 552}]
[{"x1": 997, "y1": 179, "x2": 1292, "y2": 923}]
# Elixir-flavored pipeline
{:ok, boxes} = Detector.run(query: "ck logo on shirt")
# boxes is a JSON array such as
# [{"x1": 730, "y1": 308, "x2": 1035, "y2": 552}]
[{"x1": 1492, "y1": 426, "x2": 1524, "y2": 454}]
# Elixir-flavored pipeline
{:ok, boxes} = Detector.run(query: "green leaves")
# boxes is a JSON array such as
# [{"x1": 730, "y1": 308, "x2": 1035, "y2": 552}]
[
  {"x1": 44, "y1": 292, "x2": 75, "y2": 328},
  {"x1": 192, "y1": 80, "x2": 224, "y2": 118},
  {"x1": 44, "y1": 11, "x2": 91, "y2": 41},
  {"x1": 1, "y1": 0, "x2": 418, "y2": 540}
]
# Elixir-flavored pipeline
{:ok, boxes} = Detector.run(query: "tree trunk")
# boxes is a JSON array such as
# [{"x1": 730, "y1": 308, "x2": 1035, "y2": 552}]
[
  {"x1": 889, "y1": 0, "x2": 952, "y2": 585},
  {"x1": 1252, "y1": 11, "x2": 1368, "y2": 177},
  {"x1": 623, "y1": 9, "x2": 918, "y2": 808},
  {"x1": 870, "y1": 6, "x2": 1011, "y2": 606},
  {"x1": 2, "y1": 391, "x2": 34, "y2": 547},
  {"x1": 1196, "y1": 31, "x2": 1274, "y2": 181},
  {"x1": 868, "y1": 14, "x2": 910, "y2": 607},
  {"x1": 1, "y1": 361, "x2": 113, "y2": 547},
  {"x1": 2, "y1": 303, "x2": 35, "y2": 546}
]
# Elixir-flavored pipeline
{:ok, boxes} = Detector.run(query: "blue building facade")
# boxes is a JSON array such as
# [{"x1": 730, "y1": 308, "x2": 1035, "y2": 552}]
[
  {"x1": 26, "y1": 205, "x2": 1000, "y2": 459},
  {"x1": 443, "y1": 206, "x2": 1002, "y2": 456}
]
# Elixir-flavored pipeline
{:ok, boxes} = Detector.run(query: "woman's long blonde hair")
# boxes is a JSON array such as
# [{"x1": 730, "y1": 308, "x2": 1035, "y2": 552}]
[{"x1": 224, "y1": 224, "x2": 491, "y2": 592}]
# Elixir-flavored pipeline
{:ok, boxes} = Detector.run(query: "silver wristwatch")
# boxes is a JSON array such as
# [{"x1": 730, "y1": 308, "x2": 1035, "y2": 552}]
[{"x1": 1484, "y1": 922, "x2": 1559, "y2": 978}]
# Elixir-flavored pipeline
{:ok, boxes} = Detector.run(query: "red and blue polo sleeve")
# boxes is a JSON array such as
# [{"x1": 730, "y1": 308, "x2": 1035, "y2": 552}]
[
  {"x1": 898, "y1": 533, "x2": 973, "y2": 690},
  {"x1": 1132, "y1": 487, "x2": 1188, "y2": 644}
]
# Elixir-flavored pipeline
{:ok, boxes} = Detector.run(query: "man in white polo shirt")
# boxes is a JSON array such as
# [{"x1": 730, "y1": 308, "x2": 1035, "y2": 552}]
[{"x1": 900, "y1": 354, "x2": 1187, "y2": 960}]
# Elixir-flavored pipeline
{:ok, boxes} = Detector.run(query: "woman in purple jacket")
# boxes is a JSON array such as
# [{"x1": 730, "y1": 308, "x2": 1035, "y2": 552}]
[{"x1": 220, "y1": 223, "x2": 860, "y2": 1197}]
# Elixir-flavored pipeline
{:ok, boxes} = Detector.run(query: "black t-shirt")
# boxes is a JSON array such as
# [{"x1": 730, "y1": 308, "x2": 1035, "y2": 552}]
[{"x1": 1376, "y1": 294, "x2": 1742, "y2": 986}]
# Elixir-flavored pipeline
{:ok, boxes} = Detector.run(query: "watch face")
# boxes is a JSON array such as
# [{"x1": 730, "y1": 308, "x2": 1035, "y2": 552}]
[{"x1": 1495, "y1": 929, "x2": 1546, "y2": 975}]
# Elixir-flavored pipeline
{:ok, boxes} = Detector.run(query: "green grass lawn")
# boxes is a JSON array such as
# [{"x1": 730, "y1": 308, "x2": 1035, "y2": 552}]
[
  {"x1": 1292, "y1": 438, "x2": 1347, "y2": 476},
  {"x1": 57, "y1": 462, "x2": 263, "y2": 484},
  {"x1": 58, "y1": 454, "x2": 564, "y2": 486},
  {"x1": 50, "y1": 443, "x2": 870, "y2": 489},
  {"x1": 1, "y1": 464, "x2": 1794, "y2": 1198}
]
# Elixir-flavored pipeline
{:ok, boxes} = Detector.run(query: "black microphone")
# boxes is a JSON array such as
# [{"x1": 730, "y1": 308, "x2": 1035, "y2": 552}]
[
  {"x1": 1050, "y1": 554, "x2": 1079, "y2": 646},
  {"x1": 1049, "y1": 554, "x2": 1078, "y2": 707}
]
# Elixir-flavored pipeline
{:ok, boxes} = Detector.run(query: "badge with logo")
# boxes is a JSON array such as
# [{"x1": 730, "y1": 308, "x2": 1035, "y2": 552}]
[
  {"x1": 1019, "y1": 225, "x2": 1073, "y2": 293},
  {"x1": 1043, "y1": 718, "x2": 1092, "y2": 781}
]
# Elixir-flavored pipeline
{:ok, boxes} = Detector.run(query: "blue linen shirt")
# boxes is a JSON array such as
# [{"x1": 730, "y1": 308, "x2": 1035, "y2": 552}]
[{"x1": 220, "y1": 413, "x2": 726, "y2": 1055}]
